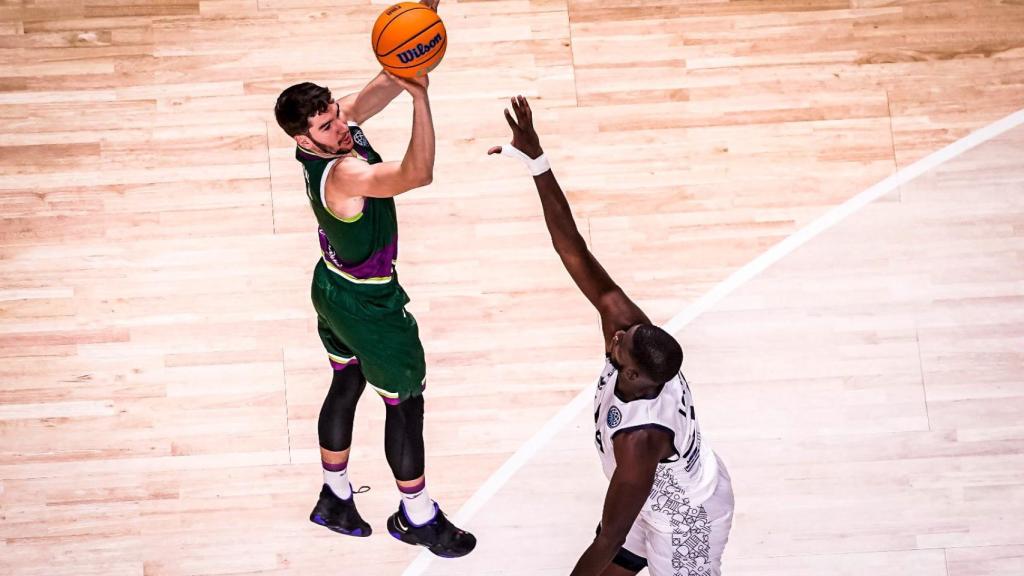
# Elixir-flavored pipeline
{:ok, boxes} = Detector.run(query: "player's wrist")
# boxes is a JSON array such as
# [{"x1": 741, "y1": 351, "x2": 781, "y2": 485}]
[
  {"x1": 527, "y1": 153, "x2": 550, "y2": 176},
  {"x1": 497, "y1": 144, "x2": 551, "y2": 176}
]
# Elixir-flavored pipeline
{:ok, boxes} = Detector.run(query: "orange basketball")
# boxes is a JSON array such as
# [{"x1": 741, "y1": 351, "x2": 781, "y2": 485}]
[{"x1": 371, "y1": 2, "x2": 447, "y2": 79}]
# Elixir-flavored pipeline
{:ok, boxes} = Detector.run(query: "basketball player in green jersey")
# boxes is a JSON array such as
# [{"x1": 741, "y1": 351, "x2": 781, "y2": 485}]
[{"x1": 272, "y1": 3, "x2": 475, "y2": 557}]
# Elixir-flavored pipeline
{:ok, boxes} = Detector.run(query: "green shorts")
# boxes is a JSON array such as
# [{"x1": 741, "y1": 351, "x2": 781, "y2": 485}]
[{"x1": 311, "y1": 260, "x2": 426, "y2": 404}]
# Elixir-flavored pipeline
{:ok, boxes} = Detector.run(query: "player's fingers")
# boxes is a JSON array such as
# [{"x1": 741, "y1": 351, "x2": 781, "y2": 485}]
[
  {"x1": 513, "y1": 95, "x2": 529, "y2": 127},
  {"x1": 487, "y1": 146, "x2": 502, "y2": 155},
  {"x1": 515, "y1": 96, "x2": 530, "y2": 123},
  {"x1": 504, "y1": 108, "x2": 518, "y2": 131},
  {"x1": 521, "y1": 96, "x2": 533, "y2": 124},
  {"x1": 385, "y1": 71, "x2": 418, "y2": 92},
  {"x1": 515, "y1": 95, "x2": 531, "y2": 125}
]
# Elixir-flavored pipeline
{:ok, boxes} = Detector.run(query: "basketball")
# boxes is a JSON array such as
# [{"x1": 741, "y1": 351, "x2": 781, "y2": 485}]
[{"x1": 371, "y1": 2, "x2": 447, "y2": 78}]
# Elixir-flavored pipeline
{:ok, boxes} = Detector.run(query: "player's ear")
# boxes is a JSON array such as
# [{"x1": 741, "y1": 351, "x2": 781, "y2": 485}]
[
  {"x1": 624, "y1": 367, "x2": 640, "y2": 382},
  {"x1": 295, "y1": 133, "x2": 313, "y2": 150}
]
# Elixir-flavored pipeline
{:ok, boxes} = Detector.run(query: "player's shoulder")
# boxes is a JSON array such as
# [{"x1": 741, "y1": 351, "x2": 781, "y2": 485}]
[
  {"x1": 328, "y1": 154, "x2": 373, "y2": 185},
  {"x1": 610, "y1": 419, "x2": 675, "y2": 462}
]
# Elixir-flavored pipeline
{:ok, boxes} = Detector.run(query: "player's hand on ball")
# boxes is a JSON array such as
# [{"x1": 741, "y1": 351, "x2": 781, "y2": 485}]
[
  {"x1": 420, "y1": 0, "x2": 439, "y2": 12},
  {"x1": 386, "y1": 71, "x2": 429, "y2": 96},
  {"x1": 488, "y1": 95, "x2": 543, "y2": 159}
]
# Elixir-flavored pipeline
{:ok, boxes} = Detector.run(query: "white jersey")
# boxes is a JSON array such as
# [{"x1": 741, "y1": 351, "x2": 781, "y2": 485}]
[{"x1": 594, "y1": 356, "x2": 721, "y2": 531}]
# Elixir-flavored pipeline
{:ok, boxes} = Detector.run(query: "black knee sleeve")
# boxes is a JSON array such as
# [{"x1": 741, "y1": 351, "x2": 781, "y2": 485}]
[
  {"x1": 384, "y1": 395, "x2": 425, "y2": 481},
  {"x1": 317, "y1": 366, "x2": 366, "y2": 452}
]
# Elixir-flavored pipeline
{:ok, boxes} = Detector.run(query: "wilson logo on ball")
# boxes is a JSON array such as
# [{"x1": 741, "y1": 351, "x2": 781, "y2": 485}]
[{"x1": 396, "y1": 33, "x2": 443, "y2": 64}]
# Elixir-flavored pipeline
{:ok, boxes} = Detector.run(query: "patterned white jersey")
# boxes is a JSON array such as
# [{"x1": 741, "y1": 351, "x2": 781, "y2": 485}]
[{"x1": 594, "y1": 356, "x2": 721, "y2": 531}]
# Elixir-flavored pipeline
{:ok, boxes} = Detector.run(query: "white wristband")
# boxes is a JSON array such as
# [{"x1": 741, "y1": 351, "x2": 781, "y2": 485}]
[{"x1": 499, "y1": 144, "x2": 551, "y2": 176}]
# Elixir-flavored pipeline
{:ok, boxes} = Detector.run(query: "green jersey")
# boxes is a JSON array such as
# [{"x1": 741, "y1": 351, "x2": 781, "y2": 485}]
[
  {"x1": 296, "y1": 123, "x2": 400, "y2": 289},
  {"x1": 296, "y1": 123, "x2": 426, "y2": 402}
]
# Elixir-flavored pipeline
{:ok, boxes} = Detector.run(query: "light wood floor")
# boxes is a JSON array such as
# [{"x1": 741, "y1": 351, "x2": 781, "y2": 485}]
[{"x1": 1, "y1": 1, "x2": 1023, "y2": 575}]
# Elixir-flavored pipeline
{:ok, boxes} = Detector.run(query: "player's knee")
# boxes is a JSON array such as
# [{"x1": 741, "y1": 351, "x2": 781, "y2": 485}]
[
  {"x1": 386, "y1": 393, "x2": 424, "y2": 424},
  {"x1": 383, "y1": 395, "x2": 426, "y2": 480},
  {"x1": 332, "y1": 366, "x2": 366, "y2": 393}
]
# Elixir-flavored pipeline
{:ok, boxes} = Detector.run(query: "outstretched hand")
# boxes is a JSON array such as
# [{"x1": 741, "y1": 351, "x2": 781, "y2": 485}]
[
  {"x1": 488, "y1": 95, "x2": 543, "y2": 159},
  {"x1": 420, "y1": 0, "x2": 440, "y2": 11}
]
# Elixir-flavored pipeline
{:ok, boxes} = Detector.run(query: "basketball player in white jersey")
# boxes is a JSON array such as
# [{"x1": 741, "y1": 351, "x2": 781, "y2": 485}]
[{"x1": 489, "y1": 96, "x2": 735, "y2": 576}]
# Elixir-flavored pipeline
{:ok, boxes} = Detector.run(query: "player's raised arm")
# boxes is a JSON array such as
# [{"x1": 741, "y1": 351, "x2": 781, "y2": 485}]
[
  {"x1": 489, "y1": 96, "x2": 650, "y2": 345},
  {"x1": 327, "y1": 74, "x2": 434, "y2": 203},
  {"x1": 339, "y1": 0, "x2": 442, "y2": 124},
  {"x1": 337, "y1": 71, "x2": 404, "y2": 125}
]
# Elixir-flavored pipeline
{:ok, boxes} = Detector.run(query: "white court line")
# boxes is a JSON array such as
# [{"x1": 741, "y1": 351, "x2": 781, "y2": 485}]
[{"x1": 401, "y1": 107, "x2": 1024, "y2": 576}]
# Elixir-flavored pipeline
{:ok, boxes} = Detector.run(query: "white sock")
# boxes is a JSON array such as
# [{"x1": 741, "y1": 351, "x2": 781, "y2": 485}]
[
  {"x1": 324, "y1": 466, "x2": 352, "y2": 500},
  {"x1": 400, "y1": 484, "x2": 436, "y2": 525}
]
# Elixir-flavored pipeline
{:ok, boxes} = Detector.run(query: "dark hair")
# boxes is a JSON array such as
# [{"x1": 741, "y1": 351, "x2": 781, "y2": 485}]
[
  {"x1": 275, "y1": 82, "x2": 333, "y2": 137},
  {"x1": 632, "y1": 324, "x2": 683, "y2": 383}
]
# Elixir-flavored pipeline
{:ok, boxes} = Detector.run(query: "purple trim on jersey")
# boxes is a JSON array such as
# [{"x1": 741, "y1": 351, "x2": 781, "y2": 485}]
[
  {"x1": 398, "y1": 479, "x2": 426, "y2": 495},
  {"x1": 322, "y1": 460, "x2": 348, "y2": 472},
  {"x1": 329, "y1": 356, "x2": 360, "y2": 371},
  {"x1": 296, "y1": 147, "x2": 326, "y2": 162},
  {"x1": 318, "y1": 229, "x2": 398, "y2": 280}
]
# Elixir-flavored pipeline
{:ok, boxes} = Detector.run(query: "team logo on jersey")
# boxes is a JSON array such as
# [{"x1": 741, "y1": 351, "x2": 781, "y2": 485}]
[
  {"x1": 606, "y1": 406, "x2": 622, "y2": 428},
  {"x1": 350, "y1": 127, "x2": 369, "y2": 148}
]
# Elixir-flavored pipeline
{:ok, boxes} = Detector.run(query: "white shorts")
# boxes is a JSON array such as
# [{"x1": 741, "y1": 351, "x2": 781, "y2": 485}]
[{"x1": 617, "y1": 457, "x2": 734, "y2": 576}]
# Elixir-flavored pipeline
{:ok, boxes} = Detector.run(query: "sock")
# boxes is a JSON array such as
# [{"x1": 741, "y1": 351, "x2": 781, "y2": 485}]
[
  {"x1": 323, "y1": 461, "x2": 352, "y2": 500},
  {"x1": 399, "y1": 480, "x2": 436, "y2": 525}
]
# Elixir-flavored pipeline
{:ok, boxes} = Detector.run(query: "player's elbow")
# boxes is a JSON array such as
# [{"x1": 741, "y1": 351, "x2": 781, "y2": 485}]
[
  {"x1": 401, "y1": 166, "x2": 432, "y2": 188},
  {"x1": 407, "y1": 174, "x2": 432, "y2": 189}
]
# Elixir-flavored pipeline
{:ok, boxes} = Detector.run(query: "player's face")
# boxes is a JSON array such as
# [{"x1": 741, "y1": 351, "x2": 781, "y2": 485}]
[
  {"x1": 610, "y1": 325, "x2": 640, "y2": 373},
  {"x1": 303, "y1": 100, "x2": 354, "y2": 155}
]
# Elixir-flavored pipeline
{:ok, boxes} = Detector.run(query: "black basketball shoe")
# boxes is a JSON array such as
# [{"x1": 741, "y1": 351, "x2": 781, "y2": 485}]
[
  {"x1": 386, "y1": 502, "x2": 476, "y2": 558},
  {"x1": 309, "y1": 484, "x2": 371, "y2": 537}
]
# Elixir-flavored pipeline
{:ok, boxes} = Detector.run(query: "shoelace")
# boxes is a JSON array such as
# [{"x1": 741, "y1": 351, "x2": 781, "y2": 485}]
[{"x1": 353, "y1": 485, "x2": 371, "y2": 494}]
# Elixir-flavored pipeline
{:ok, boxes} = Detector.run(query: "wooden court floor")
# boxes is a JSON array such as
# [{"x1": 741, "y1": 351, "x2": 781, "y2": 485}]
[{"x1": 1, "y1": 0, "x2": 1023, "y2": 574}]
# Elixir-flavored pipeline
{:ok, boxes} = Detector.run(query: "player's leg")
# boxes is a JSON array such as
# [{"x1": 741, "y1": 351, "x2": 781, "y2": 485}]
[
  {"x1": 318, "y1": 356, "x2": 366, "y2": 497},
  {"x1": 352, "y1": 305, "x2": 474, "y2": 557},
  {"x1": 308, "y1": 317, "x2": 372, "y2": 537},
  {"x1": 320, "y1": 284, "x2": 475, "y2": 556},
  {"x1": 380, "y1": 388, "x2": 476, "y2": 558}
]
